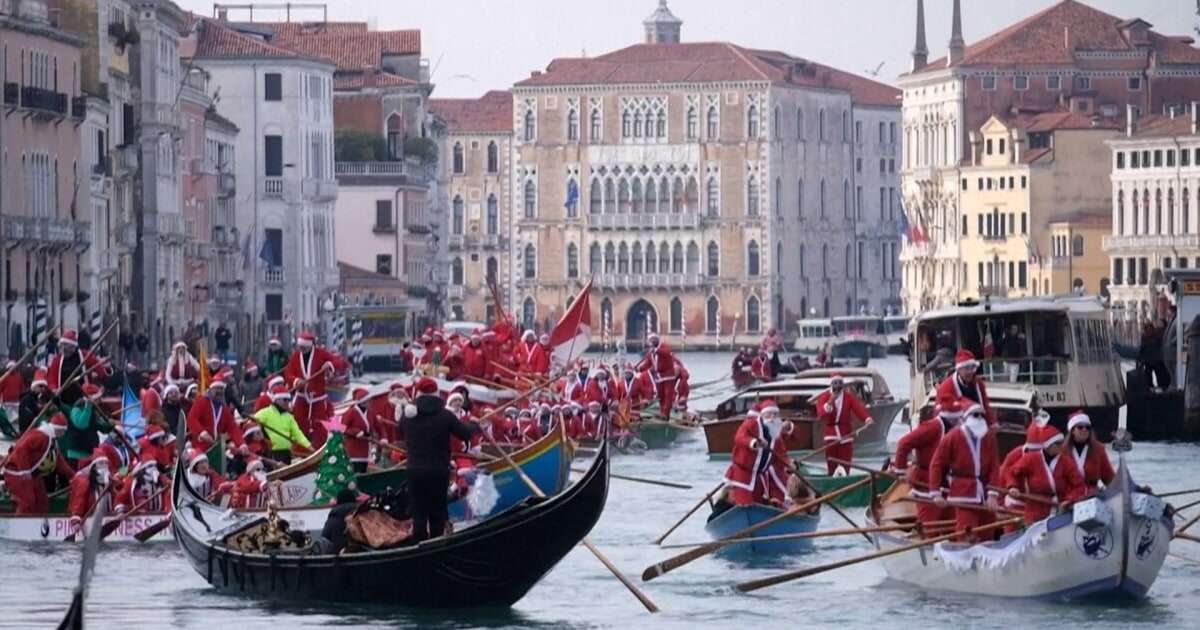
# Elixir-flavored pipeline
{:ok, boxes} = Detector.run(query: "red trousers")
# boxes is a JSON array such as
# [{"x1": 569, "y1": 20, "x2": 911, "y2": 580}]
[
  {"x1": 4, "y1": 474, "x2": 49, "y2": 514},
  {"x1": 823, "y1": 441, "x2": 854, "y2": 475},
  {"x1": 916, "y1": 499, "x2": 952, "y2": 526},
  {"x1": 655, "y1": 380, "x2": 676, "y2": 417},
  {"x1": 292, "y1": 397, "x2": 331, "y2": 449},
  {"x1": 952, "y1": 503, "x2": 996, "y2": 542}
]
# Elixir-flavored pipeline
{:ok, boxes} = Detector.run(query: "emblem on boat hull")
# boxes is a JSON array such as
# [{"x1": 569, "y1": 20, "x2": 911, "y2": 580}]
[
  {"x1": 1136, "y1": 520, "x2": 1156, "y2": 560},
  {"x1": 1075, "y1": 525, "x2": 1113, "y2": 559}
]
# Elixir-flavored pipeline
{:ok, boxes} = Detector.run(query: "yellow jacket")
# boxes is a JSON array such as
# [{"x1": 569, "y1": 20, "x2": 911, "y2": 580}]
[{"x1": 253, "y1": 405, "x2": 312, "y2": 452}]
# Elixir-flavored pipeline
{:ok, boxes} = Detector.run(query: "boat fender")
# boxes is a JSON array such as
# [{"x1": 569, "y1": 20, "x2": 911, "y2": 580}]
[
  {"x1": 1131, "y1": 493, "x2": 1165, "y2": 520},
  {"x1": 1073, "y1": 497, "x2": 1114, "y2": 531},
  {"x1": 467, "y1": 472, "x2": 499, "y2": 517}
]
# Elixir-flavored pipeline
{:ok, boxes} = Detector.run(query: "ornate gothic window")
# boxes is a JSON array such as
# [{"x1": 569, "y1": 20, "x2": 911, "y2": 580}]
[
  {"x1": 523, "y1": 244, "x2": 536, "y2": 278},
  {"x1": 748, "y1": 240, "x2": 760, "y2": 276},
  {"x1": 452, "y1": 143, "x2": 464, "y2": 174},
  {"x1": 746, "y1": 295, "x2": 761, "y2": 333},
  {"x1": 567, "y1": 243, "x2": 579, "y2": 278},
  {"x1": 524, "y1": 179, "x2": 537, "y2": 218},
  {"x1": 707, "y1": 241, "x2": 719, "y2": 277},
  {"x1": 486, "y1": 141, "x2": 498, "y2": 173}
]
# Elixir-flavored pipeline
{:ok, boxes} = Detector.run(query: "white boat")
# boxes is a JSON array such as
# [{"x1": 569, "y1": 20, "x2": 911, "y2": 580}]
[
  {"x1": 831, "y1": 315, "x2": 888, "y2": 359},
  {"x1": 793, "y1": 318, "x2": 833, "y2": 354},
  {"x1": 868, "y1": 449, "x2": 1170, "y2": 600},
  {"x1": 0, "y1": 512, "x2": 174, "y2": 543},
  {"x1": 907, "y1": 295, "x2": 1125, "y2": 440}
]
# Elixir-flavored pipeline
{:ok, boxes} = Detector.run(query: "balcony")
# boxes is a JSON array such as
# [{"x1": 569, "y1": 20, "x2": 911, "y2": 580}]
[
  {"x1": 2, "y1": 82, "x2": 16, "y2": 106},
  {"x1": 1, "y1": 216, "x2": 89, "y2": 249},
  {"x1": 301, "y1": 179, "x2": 338, "y2": 202},
  {"x1": 335, "y1": 160, "x2": 431, "y2": 186},
  {"x1": 71, "y1": 96, "x2": 86, "y2": 119},
  {"x1": 336, "y1": 161, "x2": 406, "y2": 177},
  {"x1": 981, "y1": 233, "x2": 1008, "y2": 242},
  {"x1": 447, "y1": 285, "x2": 466, "y2": 300},
  {"x1": 157, "y1": 213, "x2": 188, "y2": 245},
  {"x1": 1103, "y1": 234, "x2": 1200, "y2": 252},
  {"x1": 587, "y1": 213, "x2": 702, "y2": 231},
  {"x1": 263, "y1": 177, "x2": 284, "y2": 198},
  {"x1": 217, "y1": 173, "x2": 235, "y2": 198},
  {"x1": 481, "y1": 234, "x2": 507, "y2": 250},
  {"x1": 264, "y1": 267, "x2": 285, "y2": 285},
  {"x1": 114, "y1": 145, "x2": 138, "y2": 176},
  {"x1": 447, "y1": 234, "x2": 464, "y2": 249},
  {"x1": 595, "y1": 273, "x2": 706, "y2": 290},
  {"x1": 91, "y1": 156, "x2": 112, "y2": 178},
  {"x1": 19, "y1": 86, "x2": 68, "y2": 118}
]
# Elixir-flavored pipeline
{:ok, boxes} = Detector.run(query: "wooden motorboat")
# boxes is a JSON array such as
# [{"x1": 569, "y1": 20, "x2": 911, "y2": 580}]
[
  {"x1": 702, "y1": 369, "x2": 905, "y2": 458},
  {"x1": 169, "y1": 426, "x2": 611, "y2": 607},
  {"x1": 867, "y1": 444, "x2": 1171, "y2": 599},
  {"x1": 704, "y1": 502, "x2": 820, "y2": 556}
]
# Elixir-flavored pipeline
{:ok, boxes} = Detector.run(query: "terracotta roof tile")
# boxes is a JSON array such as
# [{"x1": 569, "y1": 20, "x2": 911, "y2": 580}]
[
  {"x1": 915, "y1": 0, "x2": 1200, "y2": 73},
  {"x1": 430, "y1": 91, "x2": 513, "y2": 133},
  {"x1": 1130, "y1": 114, "x2": 1197, "y2": 139},
  {"x1": 517, "y1": 42, "x2": 898, "y2": 107},
  {"x1": 194, "y1": 19, "x2": 318, "y2": 61},
  {"x1": 334, "y1": 71, "x2": 416, "y2": 90}
]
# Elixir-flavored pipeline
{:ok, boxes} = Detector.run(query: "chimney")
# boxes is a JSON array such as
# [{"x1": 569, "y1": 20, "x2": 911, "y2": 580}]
[
  {"x1": 217, "y1": 8, "x2": 229, "y2": 21},
  {"x1": 948, "y1": 0, "x2": 965, "y2": 65},
  {"x1": 911, "y1": 0, "x2": 929, "y2": 72},
  {"x1": 1126, "y1": 104, "x2": 1136, "y2": 138}
]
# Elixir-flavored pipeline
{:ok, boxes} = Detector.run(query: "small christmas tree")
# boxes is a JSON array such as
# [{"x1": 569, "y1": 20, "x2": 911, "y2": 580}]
[{"x1": 311, "y1": 428, "x2": 357, "y2": 505}]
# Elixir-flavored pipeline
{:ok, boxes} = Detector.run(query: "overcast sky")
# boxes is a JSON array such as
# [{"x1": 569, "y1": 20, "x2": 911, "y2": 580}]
[{"x1": 177, "y1": 0, "x2": 1199, "y2": 98}]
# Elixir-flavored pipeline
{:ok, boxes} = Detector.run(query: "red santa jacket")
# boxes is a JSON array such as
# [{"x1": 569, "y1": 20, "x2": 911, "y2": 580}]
[
  {"x1": 480, "y1": 416, "x2": 514, "y2": 444},
  {"x1": 140, "y1": 387, "x2": 162, "y2": 417},
  {"x1": 165, "y1": 354, "x2": 199, "y2": 387},
  {"x1": 1007, "y1": 450, "x2": 1087, "y2": 522},
  {"x1": 68, "y1": 472, "x2": 110, "y2": 518},
  {"x1": 527, "y1": 344, "x2": 550, "y2": 375},
  {"x1": 674, "y1": 363, "x2": 691, "y2": 405},
  {"x1": 229, "y1": 473, "x2": 269, "y2": 509},
  {"x1": 893, "y1": 417, "x2": 948, "y2": 493},
  {"x1": 584, "y1": 379, "x2": 618, "y2": 407},
  {"x1": 1067, "y1": 439, "x2": 1115, "y2": 491},
  {"x1": 929, "y1": 425, "x2": 1000, "y2": 504},
  {"x1": 812, "y1": 389, "x2": 870, "y2": 444},
  {"x1": 137, "y1": 436, "x2": 174, "y2": 469},
  {"x1": 515, "y1": 416, "x2": 542, "y2": 444},
  {"x1": 515, "y1": 341, "x2": 538, "y2": 371},
  {"x1": 461, "y1": 344, "x2": 487, "y2": 379},
  {"x1": 637, "y1": 343, "x2": 677, "y2": 381},
  {"x1": 367, "y1": 396, "x2": 399, "y2": 443},
  {"x1": 0, "y1": 370, "x2": 24, "y2": 403},
  {"x1": 186, "y1": 395, "x2": 245, "y2": 451},
  {"x1": 724, "y1": 416, "x2": 791, "y2": 505},
  {"x1": 115, "y1": 475, "x2": 169, "y2": 514},
  {"x1": 342, "y1": 404, "x2": 374, "y2": 463},
  {"x1": 3, "y1": 425, "x2": 74, "y2": 479},
  {"x1": 284, "y1": 347, "x2": 347, "y2": 402},
  {"x1": 999, "y1": 446, "x2": 1027, "y2": 509},
  {"x1": 48, "y1": 349, "x2": 109, "y2": 390},
  {"x1": 623, "y1": 372, "x2": 655, "y2": 407},
  {"x1": 935, "y1": 374, "x2": 994, "y2": 424}
]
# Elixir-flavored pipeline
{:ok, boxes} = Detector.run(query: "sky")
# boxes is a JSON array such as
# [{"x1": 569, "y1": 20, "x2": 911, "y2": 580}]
[{"x1": 175, "y1": 0, "x2": 1200, "y2": 98}]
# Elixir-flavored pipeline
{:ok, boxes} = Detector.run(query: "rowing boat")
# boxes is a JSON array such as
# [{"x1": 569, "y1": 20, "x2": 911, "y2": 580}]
[
  {"x1": 704, "y1": 502, "x2": 820, "y2": 556},
  {"x1": 867, "y1": 449, "x2": 1171, "y2": 599}
]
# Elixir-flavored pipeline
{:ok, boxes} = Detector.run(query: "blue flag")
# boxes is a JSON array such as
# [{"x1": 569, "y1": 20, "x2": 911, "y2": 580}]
[
  {"x1": 258, "y1": 236, "x2": 275, "y2": 266},
  {"x1": 564, "y1": 179, "x2": 579, "y2": 211},
  {"x1": 121, "y1": 385, "x2": 145, "y2": 439}
]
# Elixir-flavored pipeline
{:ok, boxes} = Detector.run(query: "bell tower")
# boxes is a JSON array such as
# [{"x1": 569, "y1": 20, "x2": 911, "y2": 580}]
[{"x1": 643, "y1": 0, "x2": 682, "y2": 45}]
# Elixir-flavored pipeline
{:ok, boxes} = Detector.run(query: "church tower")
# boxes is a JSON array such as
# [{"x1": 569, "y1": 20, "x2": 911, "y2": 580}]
[
  {"x1": 643, "y1": 0, "x2": 682, "y2": 44},
  {"x1": 911, "y1": 0, "x2": 929, "y2": 72}
]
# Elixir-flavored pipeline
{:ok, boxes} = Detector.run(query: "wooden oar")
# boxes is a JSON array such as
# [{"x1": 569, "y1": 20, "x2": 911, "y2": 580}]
[
  {"x1": 1157, "y1": 487, "x2": 1200, "y2": 499},
  {"x1": 641, "y1": 476, "x2": 872, "y2": 582},
  {"x1": 781, "y1": 456, "x2": 869, "y2": 541},
  {"x1": 572, "y1": 468, "x2": 690, "y2": 489},
  {"x1": 899, "y1": 495, "x2": 1020, "y2": 517},
  {"x1": 1171, "y1": 497, "x2": 1200, "y2": 514},
  {"x1": 653, "y1": 482, "x2": 725, "y2": 546},
  {"x1": 0, "y1": 324, "x2": 59, "y2": 384},
  {"x1": 659, "y1": 519, "x2": 958, "y2": 549},
  {"x1": 477, "y1": 418, "x2": 660, "y2": 613},
  {"x1": 795, "y1": 424, "x2": 872, "y2": 464},
  {"x1": 1175, "y1": 511, "x2": 1200, "y2": 535},
  {"x1": 734, "y1": 517, "x2": 1022, "y2": 593},
  {"x1": 99, "y1": 484, "x2": 170, "y2": 540},
  {"x1": 988, "y1": 485, "x2": 1056, "y2": 507},
  {"x1": 1175, "y1": 532, "x2": 1200, "y2": 544}
]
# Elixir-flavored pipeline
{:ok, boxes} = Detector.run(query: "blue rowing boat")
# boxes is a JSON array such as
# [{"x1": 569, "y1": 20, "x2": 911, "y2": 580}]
[
  {"x1": 455, "y1": 423, "x2": 573, "y2": 521},
  {"x1": 704, "y1": 503, "x2": 821, "y2": 556}
]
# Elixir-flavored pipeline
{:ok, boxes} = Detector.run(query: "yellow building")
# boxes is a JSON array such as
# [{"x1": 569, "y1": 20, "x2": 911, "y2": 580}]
[{"x1": 956, "y1": 112, "x2": 1119, "y2": 301}]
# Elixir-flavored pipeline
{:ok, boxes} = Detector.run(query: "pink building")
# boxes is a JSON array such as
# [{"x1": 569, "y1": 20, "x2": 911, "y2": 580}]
[{"x1": 0, "y1": 0, "x2": 89, "y2": 353}]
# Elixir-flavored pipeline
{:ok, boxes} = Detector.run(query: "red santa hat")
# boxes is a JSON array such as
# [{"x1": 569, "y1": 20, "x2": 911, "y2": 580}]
[
  {"x1": 267, "y1": 337, "x2": 281, "y2": 347},
  {"x1": 954, "y1": 349, "x2": 979, "y2": 370},
  {"x1": 415, "y1": 377, "x2": 439, "y2": 395},
  {"x1": 1021, "y1": 423, "x2": 1043, "y2": 451},
  {"x1": 1066, "y1": 411, "x2": 1091, "y2": 432},
  {"x1": 50, "y1": 412, "x2": 68, "y2": 428},
  {"x1": 144, "y1": 424, "x2": 167, "y2": 442},
  {"x1": 830, "y1": 372, "x2": 845, "y2": 385},
  {"x1": 269, "y1": 383, "x2": 291, "y2": 402},
  {"x1": 244, "y1": 360, "x2": 258, "y2": 374},
  {"x1": 186, "y1": 383, "x2": 198, "y2": 398},
  {"x1": 1039, "y1": 424, "x2": 1064, "y2": 449},
  {"x1": 242, "y1": 420, "x2": 262, "y2": 439},
  {"x1": 60, "y1": 329, "x2": 79, "y2": 346},
  {"x1": 538, "y1": 333, "x2": 550, "y2": 344},
  {"x1": 78, "y1": 448, "x2": 111, "y2": 475},
  {"x1": 244, "y1": 456, "x2": 265, "y2": 474},
  {"x1": 82, "y1": 383, "x2": 102, "y2": 400},
  {"x1": 446, "y1": 391, "x2": 464, "y2": 406},
  {"x1": 31, "y1": 368, "x2": 48, "y2": 389},
  {"x1": 172, "y1": 340, "x2": 188, "y2": 351},
  {"x1": 352, "y1": 387, "x2": 369, "y2": 401},
  {"x1": 186, "y1": 448, "x2": 208, "y2": 471},
  {"x1": 162, "y1": 383, "x2": 181, "y2": 398},
  {"x1": 388, "y1": 380, "x2": 405, "y2": 392},
  {"x1": 938, "y1": 399, "x2": 963, "y2": 420},
  {"x1": 208, "y1": 378, "x2": 227, "y2": 391},
  {"x1": 647, "y1": 332, "x2": 660, "y2": 342},
  {"x1": 522, "y1": 329, "x2": 535, "y2": 341},
  {"x1": 587, "y1": 400, "x2": 602, "y2": 412},
  {"x1": 267, "y1": 375, "x2": 285, "y2": 389},
  {"x1": 296, "y1": 331, "x2": 316, "y2": 347},
  {"x1": 746, "y1": 400, "x2": 762, "y2": 418},
  {"x1": 758, "y1": 399, "x2": 780, "y2": 415}
]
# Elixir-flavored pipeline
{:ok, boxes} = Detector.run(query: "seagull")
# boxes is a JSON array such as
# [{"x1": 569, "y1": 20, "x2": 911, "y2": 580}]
[{"x1": 864, "y1": 61, "x2": 885, "y2": 77}]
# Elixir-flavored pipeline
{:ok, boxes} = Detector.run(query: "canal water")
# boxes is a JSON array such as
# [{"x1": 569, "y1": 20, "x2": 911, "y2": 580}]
[{"x1": 2, "y1": 354, "x2": 1198, "y2": 629}]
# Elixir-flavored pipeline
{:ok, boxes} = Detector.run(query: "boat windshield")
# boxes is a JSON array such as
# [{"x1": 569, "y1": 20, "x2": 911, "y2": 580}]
[
  {"x1": 913, "y1": 310, "x2": 1073, "y2": 389},
  {"x1": 833, "y1": 317, "x2": 884, "y2": 336},
  {"x1": 884, "y1": 317, "x2": 909, "y2": 334}
]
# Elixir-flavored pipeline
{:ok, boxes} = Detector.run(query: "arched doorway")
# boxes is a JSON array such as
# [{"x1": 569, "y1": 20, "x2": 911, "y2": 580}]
[{"x1": 626, "y1": 299, "x2": 658, "y2": 342}]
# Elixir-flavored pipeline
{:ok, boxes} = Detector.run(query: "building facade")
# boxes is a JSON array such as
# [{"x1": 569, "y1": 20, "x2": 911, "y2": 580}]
[
  {"x1": 1104, "y1": 108, "x2": 1200, "y2": 319},
  {"x1": 0, "y1": 0, "x2": 90, "y2": 354},
  {"x1": 430, "y1": 90, "x2": 513, "y2": 323},
  {"x1": 510, "y1": 1, "x2": 899, "y2": 345},
  {"x1": 899, "y1": 0, "x2": 1200, "y2": 314},
  {"x1": 189, "y1": 17, "x2": 339, "y2": 339}
]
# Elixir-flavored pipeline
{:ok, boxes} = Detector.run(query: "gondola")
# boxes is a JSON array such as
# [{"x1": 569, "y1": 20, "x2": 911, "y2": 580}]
[{"x1": 170, "y1": 427, "x2": 610, "y2": 607}]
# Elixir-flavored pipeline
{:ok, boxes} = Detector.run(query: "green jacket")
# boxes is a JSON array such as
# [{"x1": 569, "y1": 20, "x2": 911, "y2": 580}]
[
  {"x1": 58, "y1": 401, "x2": 113, "y2": 460},
  {"x1": 253, "y1": 404, "x2": 312, "y2": 452},
  {"x1": 263, "y1": 350, "x2": 288, "y2": 377}
]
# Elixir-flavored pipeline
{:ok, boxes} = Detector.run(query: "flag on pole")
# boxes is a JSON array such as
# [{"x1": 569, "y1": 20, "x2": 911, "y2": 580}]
[
  {"x1": 120, "y1": 384, "x2": 145, "y2": 439},
  {"x1": 197, "y1": 342, "x2": 210, "y2": 394},
  {"x1": 563, "y1": 179, "x2": 579, "y2": 212},
  {"x1": 548, "y1": 280, "x2": 592, "y2": 373}
]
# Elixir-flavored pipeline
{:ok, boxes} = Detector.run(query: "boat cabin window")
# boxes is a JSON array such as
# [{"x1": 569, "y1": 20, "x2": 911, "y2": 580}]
[
  {"x1": 914, "y1": 311, "x2": 1073, "y2": 387},
  {"x1": 833, "y1": 317, "x2": 884, "y2": 336},
  {"x1": 884, "y1": 318, "x2": 909, "y2": 334}
]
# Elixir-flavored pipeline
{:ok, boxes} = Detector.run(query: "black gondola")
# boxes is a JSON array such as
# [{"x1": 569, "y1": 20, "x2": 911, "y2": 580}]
[{"x1": 170, "y1": 435, "x2": 610, "y2": 608}]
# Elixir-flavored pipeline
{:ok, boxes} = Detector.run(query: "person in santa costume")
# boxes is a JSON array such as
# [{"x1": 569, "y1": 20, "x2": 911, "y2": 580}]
[
  {"x1": 461, "y1": 333, "x2": 488, "y2": 380},
  {"x1": 137, "y1": 423, "x2": 175, "y2": 469},
  {"x1": 262, "y1": 337, "x2": 288, "y2": 376},
  {"x1": 184, "y1": 448, "x2": 233, "y2": 500},
  {"x1": 284, "y1": 331, "x2": 347, "y2": 449},
  {"x1": 253, "y1": 375, "x2": 285, "y2": 413},
  {"x1": 585, "y1": 366, "x2": 618, "y2": 412},
  {"x1": 636, "y1": 333, "x2": 678, "y2": 419},
  {"x1": 164, "y1": 341, "x2": 200, "y2": 391},
  {"x1": 893, "y1": 401, "x2": 962, "y2": 525},
  {"x1": 999, "y1": 410, "x2": 1050, "y2": 522},
  {"x1": 68, "y1": 452, "x2": 115, "y2": 533},
  {"x1": 514, "y1": 330, "x2": 539, "y2": 373},
  {"x1": 343, "y1": 387, "x2": 378, "y2": 473},
  {"x1": 115, "y1": 458, "x2": 170, "y2": 515},
  {"x1": 185, "y1": 379, "x2": 246, "y2": 458},
  {"x1": 673, "y1": 359, "x2": 691, "y2": 413},
  {"x1": 17, "y1": 368, "x2": 51, "y2": 434},
  {"x1": 1063, "y1": 412, "x2": 1118, "y2": 493},
  {"x1": 514, "y1": 408, "x2": 541, "y2": 444},
  {"x1": 48, "y1": 329, "x2": 112, "y2": 406},
  {"x1": 929, "y1": 403, "x2": 1001, "y2": 542},
  {"x1": 935, "y1": 349, "x2": 993, "y2": 423},
  {"x1": 240, "y1": 420, "x2": 269, "y2": 458},
  {"x1": 1006, "y1": 423, "x2": 1087, "y2": 524},
  {"x1": 525, "y1": 334, "x2": 551, "y2": 376},
  {"x1": 252, "y1": 384, "x2": 312, "y2": 465},
  {"x1": 722, "y1": 400, "x2": 795, "y2": 506},
  {"x1": 140, "y1": 372, "x2": 165, "y2": 418},
  {"x1": 3, "y1": 413, "x2": 74, "y2": 513},
  {"x1": 60, "y1": 383, "x2": 114, "y2": 466},
  {"x1": 159, "y1": 384, "x2": 188, "y2": 441},
  {"x1": 812, "y1": 373, "x2": 872, "y2": 475},
  {"x1": 229, "y1": 456, "x2": 275, "y2": 509}
]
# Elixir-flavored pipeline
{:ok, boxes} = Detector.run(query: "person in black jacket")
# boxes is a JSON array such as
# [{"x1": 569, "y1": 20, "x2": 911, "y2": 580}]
[
  {"x1": 17, "y1": 371, "x2": 52, "y2": 434},
  {"x1": 319, "y1": 488, "x2": 361, "y2": 554},
  {"x1": 401, "y1": 377, "x2": 479, "y2": 542}
]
